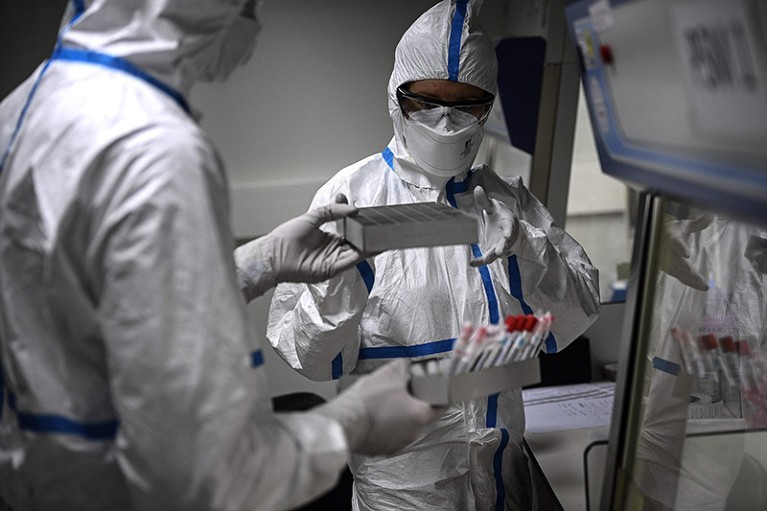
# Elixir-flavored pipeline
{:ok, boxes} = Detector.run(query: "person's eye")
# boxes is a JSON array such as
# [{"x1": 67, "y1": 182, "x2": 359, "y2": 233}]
[
  {"x1": 458, "y1": 105, "x2": 481, "y2": 118},
  {"x1": 407, "y1": 98, "x2": 429, "y2": 111}
]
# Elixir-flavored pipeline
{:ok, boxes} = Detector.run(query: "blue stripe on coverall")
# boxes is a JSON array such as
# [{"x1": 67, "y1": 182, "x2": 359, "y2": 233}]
[
  {"x1": 331, "y1": 260, "x2": 375, "y2": 379},
  {"x1": 4, "y1": 390, "x2": 118, "y2": 440},
  {"x1": 2, "y1": 42, "x2": 190, "y2": 173},
  {"x1": 486, "y1": 394, "x2": 510, "y2": 511},
  {"x1": 447, "y1": 0, "x2": 469, "y2": 81},
  {"x1": 0, "y1": 0, "x2": 87, "y2": 173},
  {"x1": 447, "y1": 174, "x2": 508, "y2": 509},
  {"x1": 71, "y1": 0, "x2": 86, "y2": 18},
  {"x1": 507, "y1": 255, "x2": 557, "y2": 353},
  {"x1": 51, "y1": 47, "x2": 190, "y2": 113},
  {"x1": 0, "y1": 350, "x2": 266, "y2": 440},
  {"x1": 330, "y1": 151, "x2": 395, "y2": 379},
  {"x1": 359, "y1": 339, "x2": 456, "y2": 360},
  {"x1": 16, "y1": 411, "x2": 118, "y2": 440},
  {"x1": 380, "y1": 145, "x2": 508, "y2": 507},
  {"x1": 0, "y1": 2, "x2": 184, "y2": 440},
  {"x1": 652, "y1": 357, "x2": 681, "y2": 376}
]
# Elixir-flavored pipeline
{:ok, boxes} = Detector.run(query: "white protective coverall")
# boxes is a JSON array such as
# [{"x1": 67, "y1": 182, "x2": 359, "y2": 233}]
[
  {"x1": 266, "y1": 1, "x2": 601, "y2": 509},
  {"x1": 0, "y1": 1, "x2": 353, "y2": 509}
]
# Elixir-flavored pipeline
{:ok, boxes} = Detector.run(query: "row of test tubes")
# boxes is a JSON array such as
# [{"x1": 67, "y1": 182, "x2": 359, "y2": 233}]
[
  {"x1": 672, "y1": 327, "x2": 763, "y2": 392},
  {"x1": 672, "y1": 327, "x2": 766, "y2": 422},
  {"x1": 412, "y1": 312, "x2": 554, "y2": 378}
]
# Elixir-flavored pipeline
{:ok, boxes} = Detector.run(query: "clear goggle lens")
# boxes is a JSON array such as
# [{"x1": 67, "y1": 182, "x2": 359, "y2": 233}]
[{"x1": 397, "y1": 86, "x2": 494, "y2": 123}]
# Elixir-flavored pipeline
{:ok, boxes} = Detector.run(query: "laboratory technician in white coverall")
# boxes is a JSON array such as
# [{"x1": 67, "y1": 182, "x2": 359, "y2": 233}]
[
  {"x1": 0, "y1": 1, "x2": 439, "y2": 510},
  {"x1": 267, "y1": 0, "x2": 601, "y2": 509}
]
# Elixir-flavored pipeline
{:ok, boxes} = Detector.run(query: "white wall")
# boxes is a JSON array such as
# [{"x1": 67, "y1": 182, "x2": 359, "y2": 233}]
[
  {"x1": 567, "y1": 87, "x2": 628, "y2": 216},
  {"x1": 565, "y1": 87, "x2": 633, "y2": 301},
  {"x1": 191, "y1": 0, "x2": 437, "y2": 240}
]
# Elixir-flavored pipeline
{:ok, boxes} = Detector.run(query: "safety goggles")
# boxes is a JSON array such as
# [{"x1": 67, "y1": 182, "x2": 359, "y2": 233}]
[{"x1": 396, "y1": 86, "x2": 495, "y2": 123}]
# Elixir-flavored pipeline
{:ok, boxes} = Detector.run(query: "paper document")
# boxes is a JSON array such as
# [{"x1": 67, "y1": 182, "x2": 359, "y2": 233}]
[{"x1": 523, "y1": 382, "x2": 615, "y2": 433}]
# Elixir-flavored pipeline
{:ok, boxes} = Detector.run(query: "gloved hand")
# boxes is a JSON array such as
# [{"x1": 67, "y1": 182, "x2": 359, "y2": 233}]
[
  {"x1": 660, "y1": 214, "x2": 712, "y2": 291},
  {"x1": 313, "y1": 359, "x2": 441, "y2": 455},
  {"x1": 234, "y1": 197, "x2": 363, "y2": 301},
  {"x1": 745, "y1": 234, "x2": 767, "y2": 275},
  {"x1": 470, "y1": 186, "x2": 519, "y2": 267}
]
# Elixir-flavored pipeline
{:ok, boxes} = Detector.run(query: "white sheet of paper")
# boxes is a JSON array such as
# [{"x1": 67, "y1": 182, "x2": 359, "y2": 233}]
[{"x1": 523, "y1": 382, "x2": 615, "y2": 433}]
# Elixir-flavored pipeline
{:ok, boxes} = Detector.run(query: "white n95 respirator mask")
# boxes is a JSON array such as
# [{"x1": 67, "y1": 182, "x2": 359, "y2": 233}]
[{"x1": 401, "y1": 107, "x2": 484, "y2": 178}]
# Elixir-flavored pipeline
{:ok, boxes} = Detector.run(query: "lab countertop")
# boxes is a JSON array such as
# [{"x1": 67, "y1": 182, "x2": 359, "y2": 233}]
[{"x1": 523, "y1": 382, "x2": 615, "y2": 511}]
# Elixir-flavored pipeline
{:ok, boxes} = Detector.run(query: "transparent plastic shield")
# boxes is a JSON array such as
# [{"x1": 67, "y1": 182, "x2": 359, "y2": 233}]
[{"x1": 605, "y1": 194, "x2": 767, "y2": 510}]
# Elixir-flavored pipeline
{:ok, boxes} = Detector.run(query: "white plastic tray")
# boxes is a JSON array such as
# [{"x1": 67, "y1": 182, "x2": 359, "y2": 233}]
[
  {"x1": 409, "y1": 357, "x2": 541, "y2": 405},
  {"x1": 343, "y1": 202, "x2": 478, "y2": 252}
]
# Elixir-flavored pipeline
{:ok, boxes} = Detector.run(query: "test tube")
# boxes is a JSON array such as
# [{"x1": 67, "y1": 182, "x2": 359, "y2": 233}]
[
  {"x1": 719, "y1": 336, "x2": 739, "y2": 377},
  {"x1": 474, "y1": 324, "x2": 506, "y2": 370},
  {"x1": 493, "y1": 316, "x2": 522, "y2": 365},
  {"x1": 702, "y1": 333, "x2": 735, "y2": 387},
  {"x1": 738, "y1": 340, "x2": 761, "y2": 394},
  {"x1": 449, "y1": 323, "x2": 474, "y2": 375},
  {"x1": 719, "y1": 336, "x2": 742, "y2": 417},
  {"x1": 505, "y1": 315, "x2": 537, "y2": 363},
  {"x1": 671, "y1": 327, "x2": 694, "y2": 374},
  {"x1": 521, "y1": 312, "x2": 553, "y2": 361},
  {"x1": 682, "y1": 330, "x2": 706, "y2": 375},
  {"x1": 453, "y1": 326, "x2": 488, "y2": 374},
  {"x1": 696, "y1": 335, "x2": 718, "y2": 374},
  {"x1": 411, "y1": 362, "x2": 427, "y2": 378}
]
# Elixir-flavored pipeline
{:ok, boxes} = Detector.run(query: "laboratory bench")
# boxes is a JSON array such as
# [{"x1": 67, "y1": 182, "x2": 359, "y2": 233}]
[{"x1": 522, "y1": 381, "x2": 615, "y2": 511}]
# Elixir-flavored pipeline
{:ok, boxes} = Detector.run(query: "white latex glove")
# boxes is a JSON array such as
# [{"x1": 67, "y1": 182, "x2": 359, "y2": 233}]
[
  {"x1": 745, "y1": 234, "x2": 767, "y2": 275},
  {"x1": 234, "y1": 197, "x2": 363, "y2": 301},
  {"x1": 470, "y1": 186, "x2": 519, "y2": 267},
  {"x1": 313, "y1": 359, "x2": 441, "y2": 455},
  {"x1": 660, "y1": 214, "x2": 712, "y2": 291}
]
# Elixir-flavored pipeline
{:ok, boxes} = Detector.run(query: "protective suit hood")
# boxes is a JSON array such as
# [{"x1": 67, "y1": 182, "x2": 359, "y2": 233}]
[
  {"x1": 387, "y1": 0, "x2": 498, "y2": 180},
  {"x1": 58, "y1": 0, "x2": 262, "y2": 95}
]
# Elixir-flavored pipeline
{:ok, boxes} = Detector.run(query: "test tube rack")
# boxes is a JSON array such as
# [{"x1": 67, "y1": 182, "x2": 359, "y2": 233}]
[
  {"x1": 342, "y1": 202, "x2": 479, "y2": 252},
  {"x1": 409, "y1": 357, "x2": 541, "y2": 406}
]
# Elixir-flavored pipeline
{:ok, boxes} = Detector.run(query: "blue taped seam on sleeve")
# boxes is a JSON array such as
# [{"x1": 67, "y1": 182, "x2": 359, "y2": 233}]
[
  {"x1": 493, "y1": 427, "x2": 510, "y2": 511},
  {"x1": 9, "y1": 385, "x2": 117, "y2": 440},
  {"x1": 472, "y1": 244, "x2": 500, "y2": 324},
  {"x1": 16, "y1": 412, "x2": 118, "y2": 440},
  {"x1": 358, "y1": 338, "x2": 455, "y2": 359},
  {"x1": 446, "y1": 180, "x2": 500, "y2": 325},
  {"x1": 544, "y1": 332, "x2": 557, "y2": 354},
  {"x1": 448, "y1": 0, "x2": 470, "y2": 81},
  {"x1": 250, "y1": 350, "x2": 264, "y2": 368},
  {"x1": 507, "y1": 255, "x2": 558, "y2": 352},
  {"x1": 331, "y1": 353, "x2": 344, "y2": 380},
  {"x1": 506, "y1": 255, "x2": 533, "y2": 316},
  {"x1": 356, "y1": 260, "x2": 375, "y2": 293},
  {"x1": 652, "y1": 356, "x2": 681, "y2": 376}
]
